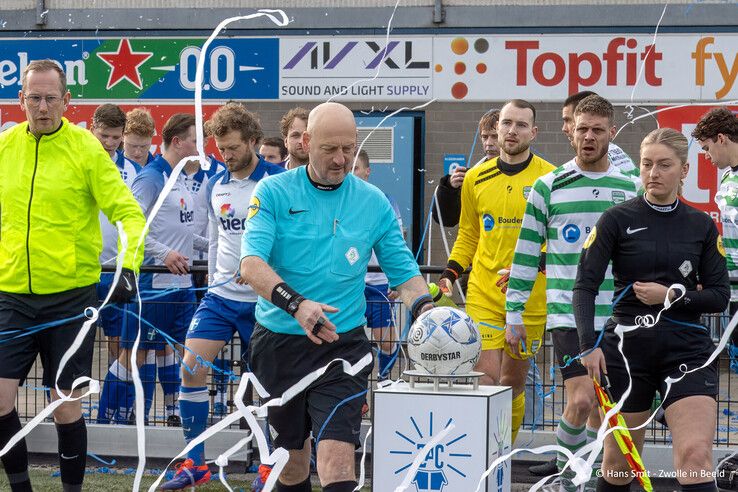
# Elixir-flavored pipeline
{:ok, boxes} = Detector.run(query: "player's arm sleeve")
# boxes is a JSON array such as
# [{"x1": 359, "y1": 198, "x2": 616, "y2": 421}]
[
  {"x1": 241, "y1": 181, "x2": 277, "y2": 264},
  {"x1": 374, "y1": 199, "x2": 421, "y2": 289},
  {"x1": 193, "y1": 233, "x2": 209, "y2": 253},
  {"x1": 89, "y1": 148, "x2": 146, "y2": 273},
  {"x1": 505, "y1": 179, "x2": 548, "y2": 325},
  {"x1": 431, "y1": 174, "x2": 462, "y2": 227},
  {"x1": 131, "y1": 172, "x2": 172, "y2": 262},
  {"x1": 391, "y1": 198, "x2": 404, "y2": 236},
  {"x1": 447, "y1": 170, "x2": 479, "y2": 270},
  {"x1": 207, "y1": 203, "x2": 218, "y2": 281},
  {"x1": 573, "y1": 211, "x2": 619, "y2": 351},
  {"x1": 676, "y1": 222, "x2": 730, "y2": 313},
  {"x1": 624, "y1": 154, "x2": 639, "y2": 178}
]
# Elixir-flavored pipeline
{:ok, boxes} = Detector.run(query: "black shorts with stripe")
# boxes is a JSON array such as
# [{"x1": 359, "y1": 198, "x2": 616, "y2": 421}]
[{"x1": 248, "y1": 323, "x2": 372, "y2": 450}]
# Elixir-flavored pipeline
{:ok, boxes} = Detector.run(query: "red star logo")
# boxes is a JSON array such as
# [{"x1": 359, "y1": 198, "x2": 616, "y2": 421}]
[{"x1": 96, "y1": 39, "x2": 153, "y2": 90}]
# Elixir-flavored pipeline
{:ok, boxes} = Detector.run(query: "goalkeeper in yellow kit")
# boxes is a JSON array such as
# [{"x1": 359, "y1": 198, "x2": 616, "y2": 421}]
[{"x1": 439, "y1": 100, "x2": 552, "y2": 443}]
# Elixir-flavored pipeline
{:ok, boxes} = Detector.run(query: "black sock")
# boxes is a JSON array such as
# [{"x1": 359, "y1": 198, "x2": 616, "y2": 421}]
[
  {"x1": 682, "y1": 481, "x2": 718, "y2": 492},
  {"x1": 323, "y1": 480, "x2": 359, "y2": 492},
  {"x1": 276, "y1": 476, "x2": 312, "y2": 492},
  {"x1": 55, "y1": 417, "x2": 87, "y2": 490},
  {"x1": 597, "y1": 477, "x2": 632, "y2": 491},
  {"x1": 0, "y1": 409, "x2": 32, "y2": 492}
]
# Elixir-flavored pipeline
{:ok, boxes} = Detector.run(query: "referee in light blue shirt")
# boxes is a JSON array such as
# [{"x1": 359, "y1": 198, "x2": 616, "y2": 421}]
[{"x1": 240, "y1": 102, "x2": 433, "y2": 492}]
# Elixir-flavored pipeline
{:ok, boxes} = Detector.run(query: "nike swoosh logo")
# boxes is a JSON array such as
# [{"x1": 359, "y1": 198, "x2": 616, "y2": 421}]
[
  {"x1": 123, "y1": 277, "x2": 132, "y2": 291},
  {"x1": 60, "y1": 453, "x2": 79, "y2": 460},
  {"x1": 626, "y1": 227, "x2": 648, "y2": 234},
  {"x1": 289, "y1": 208, "x2": 307, "y2": 215}
]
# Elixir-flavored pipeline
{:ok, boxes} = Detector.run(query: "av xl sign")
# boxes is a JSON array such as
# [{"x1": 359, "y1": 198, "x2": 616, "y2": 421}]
[{"x1": 280, "y1": 37, "x2": 433, "y2": 101}]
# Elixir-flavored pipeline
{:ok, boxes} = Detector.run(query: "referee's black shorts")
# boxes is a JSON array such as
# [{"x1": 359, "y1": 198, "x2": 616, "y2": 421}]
[
  {"x1": 249, "y1": 323, "x2": 372, "y2": 450},
  {"x1": 0, "y1": 285, "x2": 98, "y2": 389},
  {"x1": 601, "y1": 318, "x2": 718, "y2": 413}
]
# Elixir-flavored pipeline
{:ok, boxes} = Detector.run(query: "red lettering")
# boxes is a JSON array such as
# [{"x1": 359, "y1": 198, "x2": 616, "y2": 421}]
[
  {"x1": 505, "y1": 40, "x2": 539, "y2": 85},
  {"x1": 625, "y1": 39, "x2": 638, "y2": 85},
  {"x1": 532, "y1": 52, "x2": 565, "y2": 86},
  {"x1": 569, "y1": 52, "x2": 602, "y2": 93},
  {"x1": 506, "y1": 37, "x2": 662, "y2": 92},
  {"x1": 603, "y1": 38, "x2": 625, "y2": 85},
  {"x1": 641, "y1": 44, "x2": 663, "y2": 86}
]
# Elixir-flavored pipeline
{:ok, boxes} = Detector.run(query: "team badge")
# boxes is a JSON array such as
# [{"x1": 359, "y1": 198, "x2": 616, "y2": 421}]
[
  {"x1": 583, "y1": 227, "x2": 597, "y2": 249},
  {"x1": 187, "y1": 317, "x2": 200, "y2": 334},
  {"x1": 523, "y1": 186, "x2": 531, "y2": 199},
  {"x1": 345, "y1": 247, "x2": 359, "y2": 265},
  {"x1": 679, "y1": 260, "x2": 693, "y2": 277},
  {"x1": 611, "y1": 191, "x2": 626, "y2": 204},
  {"x1": 718, "y1": 235, "x2": 726, "y2": 257},
  {"x1": 247, "y1": 196, "x2": 260, "y2": 220}
]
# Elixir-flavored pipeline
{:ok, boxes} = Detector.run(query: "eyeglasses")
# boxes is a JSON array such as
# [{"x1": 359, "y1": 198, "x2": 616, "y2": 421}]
[{"x1": 23, "y1": 94, "x2": 63, "y2": 107}]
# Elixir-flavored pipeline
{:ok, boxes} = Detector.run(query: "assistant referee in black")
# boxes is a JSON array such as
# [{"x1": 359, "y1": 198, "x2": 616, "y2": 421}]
[{"x1": 574, "y1": 128, "x2": 728, "y2": 492}]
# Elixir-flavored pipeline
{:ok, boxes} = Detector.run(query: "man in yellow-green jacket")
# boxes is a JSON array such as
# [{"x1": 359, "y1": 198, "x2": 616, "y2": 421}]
[{"x1": 0, "y1": 59, "x2": 145, "y2": 492}]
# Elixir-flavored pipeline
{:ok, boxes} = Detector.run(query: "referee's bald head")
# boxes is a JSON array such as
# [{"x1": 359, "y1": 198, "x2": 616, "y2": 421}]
[
  {"x1": 307, "y1": 102, "x2": 355, "y2": 134},
  {"x1": 304, "y1": 102, "x2": 357, "y2": 186}
]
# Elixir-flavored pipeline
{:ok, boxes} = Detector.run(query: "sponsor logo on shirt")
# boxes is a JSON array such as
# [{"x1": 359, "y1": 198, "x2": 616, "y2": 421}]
[
  {"x1": 483, "y1": 214, "x2": 495, "y2": 231},
  {"x1": 218, "y1": 203, "x2": 246, "y2": 231},
  {"x1": 179, "y1": 198, "x2": 194, "y2": 223},
  {"x1": 562, "y1": 224, "x2": 581, "y2": 243}
]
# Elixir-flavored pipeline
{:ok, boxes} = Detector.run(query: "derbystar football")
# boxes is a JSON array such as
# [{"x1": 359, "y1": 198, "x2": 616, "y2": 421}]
[{"x1": 407, "y1": 306, "x2": 481, "y2": 375}]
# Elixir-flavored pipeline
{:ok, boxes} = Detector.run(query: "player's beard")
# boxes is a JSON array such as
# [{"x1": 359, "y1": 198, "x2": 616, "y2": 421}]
[
  {"x1": 502, "y1": 140, "x2": 530, "y2": 158},
  {"x1": 227, "y1": 149, "x2": 253, "y2": 174},
  {"x1": 577, "y1": 144, "x2": 608, "y2": 167},
  {"x1": 290, "y1": 147, "x2": 309, "y2": 164}
]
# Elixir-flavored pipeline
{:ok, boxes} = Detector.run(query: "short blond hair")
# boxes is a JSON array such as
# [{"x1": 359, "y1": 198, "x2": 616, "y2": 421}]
[{"x1": 124, "y1": 108, "x2": 156, "y2": 138}]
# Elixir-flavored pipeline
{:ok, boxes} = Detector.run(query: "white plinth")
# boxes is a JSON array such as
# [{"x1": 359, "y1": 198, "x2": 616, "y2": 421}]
[{"x1": 372, "y1": 382, "x2": 512, "y2": 492}]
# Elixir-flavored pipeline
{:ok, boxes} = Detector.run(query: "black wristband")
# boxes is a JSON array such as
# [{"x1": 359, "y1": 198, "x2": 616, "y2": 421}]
[
  {"x1": 271, "y1": 282, "x2": 305, "y2": 317},
  {"x1": 440, "y1": 259, "x2": 464, "y2": 284},
  {"x1": 538, "y1": 252, "x2": 547, "y2": 273},
  {"x1": 411, "y1": 294, "x2": 434, "y2": 321}
]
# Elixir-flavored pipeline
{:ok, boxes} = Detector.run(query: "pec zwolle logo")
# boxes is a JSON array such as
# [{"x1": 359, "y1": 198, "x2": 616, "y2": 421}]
[{"x1": 391, "y1": 412, "x2": 472, "y2": 491}]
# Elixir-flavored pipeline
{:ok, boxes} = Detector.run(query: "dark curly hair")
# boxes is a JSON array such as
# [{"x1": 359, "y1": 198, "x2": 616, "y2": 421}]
[{"x1": 692, "y1": 107, "x2": 738, "y2": 144}]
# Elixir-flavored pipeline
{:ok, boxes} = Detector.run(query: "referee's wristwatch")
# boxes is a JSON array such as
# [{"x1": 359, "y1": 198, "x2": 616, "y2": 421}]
[{"x1": 286, "y1": 295, "x2": 305, "y2": 317}]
